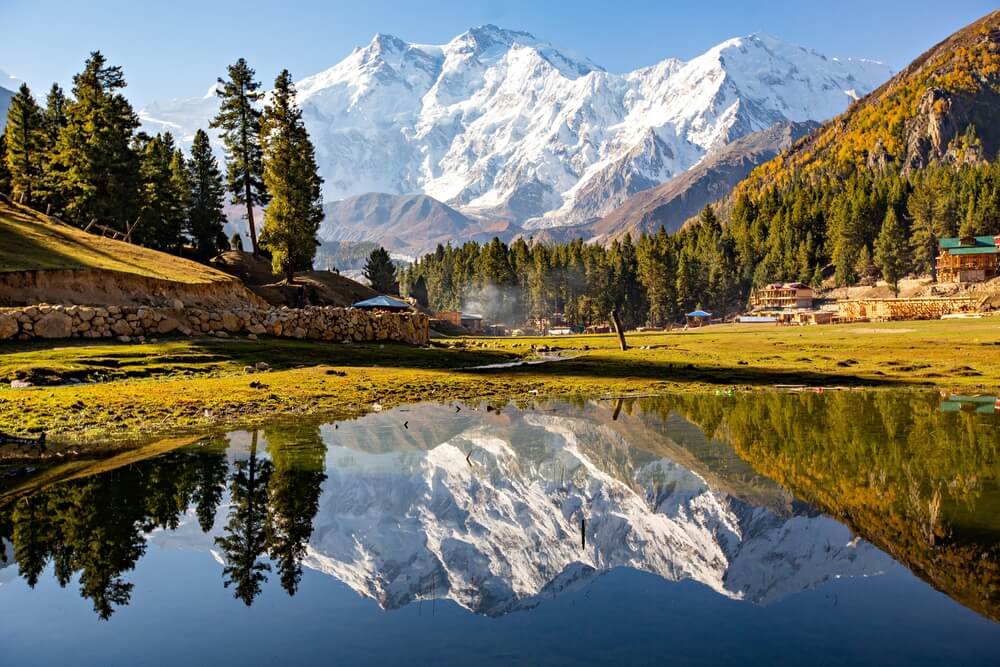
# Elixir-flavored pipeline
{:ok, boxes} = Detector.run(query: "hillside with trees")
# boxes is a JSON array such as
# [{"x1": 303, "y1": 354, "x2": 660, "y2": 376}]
[
  {"x1": 713, "y1": 10, "x2": 1000, "y2": 289},
  {"x1": 0, "y1": 52, "x2": 323, "y2": 282}
]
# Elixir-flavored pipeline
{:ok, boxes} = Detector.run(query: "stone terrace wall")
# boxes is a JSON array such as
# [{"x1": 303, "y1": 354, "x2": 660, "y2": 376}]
[{"x1": 0, "y1": 304, "x2": 429, "y2": 345}]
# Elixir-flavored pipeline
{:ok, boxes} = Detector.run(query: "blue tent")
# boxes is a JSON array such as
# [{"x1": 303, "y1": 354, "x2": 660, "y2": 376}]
[
  {"x1": 685, "y1": 310, "x2": 712, "y2": 318},
  {"x1": 352, "y1": 295, "x2": 411, "y2": 310}
]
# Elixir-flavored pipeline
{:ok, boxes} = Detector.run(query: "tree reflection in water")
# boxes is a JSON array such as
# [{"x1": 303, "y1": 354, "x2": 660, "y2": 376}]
[
  {"x1": 0, "y1": 423, "x2": 328, "y2": 618},
  {"x1": 0, "y1": 392, "x2": 998, "y2": 621}
]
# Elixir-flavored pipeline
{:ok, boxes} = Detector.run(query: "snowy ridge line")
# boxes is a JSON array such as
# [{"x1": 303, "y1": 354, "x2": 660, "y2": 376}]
[{"x1": 135, "y1": 26, "x2": 890, "y2": 232}]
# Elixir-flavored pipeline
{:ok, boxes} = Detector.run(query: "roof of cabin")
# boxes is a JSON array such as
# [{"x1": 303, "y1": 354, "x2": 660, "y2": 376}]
[{"x1": 940, "y1": 235, "x2": 997, "y2": 249}]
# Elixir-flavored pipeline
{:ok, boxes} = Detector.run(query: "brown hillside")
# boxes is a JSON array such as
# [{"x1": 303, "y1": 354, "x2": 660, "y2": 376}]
[
  {"x1": 0, "y1": 199, "x2": 264, "y2": 308},
  {"x1": 736, "y1": 10, "x2": 1000, "y2": 195}
]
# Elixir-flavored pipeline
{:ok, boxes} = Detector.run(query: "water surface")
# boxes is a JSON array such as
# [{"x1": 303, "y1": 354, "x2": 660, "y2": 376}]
[{"x1": 1, "y1": 392, "x2": 999, "y2": 665}]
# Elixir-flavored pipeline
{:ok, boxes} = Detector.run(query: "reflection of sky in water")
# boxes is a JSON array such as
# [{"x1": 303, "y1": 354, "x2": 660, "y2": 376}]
[{"x1": 2, "y1": 397, "x2": 1000, "y2": 666}]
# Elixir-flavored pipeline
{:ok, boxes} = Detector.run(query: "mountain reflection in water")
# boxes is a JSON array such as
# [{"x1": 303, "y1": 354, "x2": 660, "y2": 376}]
[{"x1": 0, "y1": 392, "x2": 998, "y2": 630}]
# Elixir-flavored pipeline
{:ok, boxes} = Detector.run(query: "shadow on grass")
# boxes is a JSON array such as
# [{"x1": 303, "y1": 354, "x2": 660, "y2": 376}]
[
  {"x1": 2, "y1": 336, "x2": 907, "y2": 389},
  {"x1": 461, "y1": 352, "x2": 907, "y2": 389}
]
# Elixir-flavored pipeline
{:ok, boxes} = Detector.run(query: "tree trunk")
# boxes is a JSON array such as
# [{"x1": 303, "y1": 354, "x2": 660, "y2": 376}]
[
  {"x1": 611, "y1": 308, "x2": 628, "y2": 351},
  {"x1": 245, "y1": 179, "x2": 259, "y2": 257}
]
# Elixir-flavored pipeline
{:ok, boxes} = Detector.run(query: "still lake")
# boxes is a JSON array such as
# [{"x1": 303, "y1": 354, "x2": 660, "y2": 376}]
[{"x1": 1, "y1": 391, "x2": 999, "y2": 666}]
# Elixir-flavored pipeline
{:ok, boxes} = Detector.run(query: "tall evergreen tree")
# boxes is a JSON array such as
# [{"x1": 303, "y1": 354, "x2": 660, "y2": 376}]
[
  {"x1": 409, "y1": 274, "x2": 429, "y2": 307},
  {"x1": 907, "y1": 176, "x2": 939, "y2": 278},
  {"x1": 211, "y1": 58, "x2": 268, "y2": 256},
  {"x1": 50, "y1": 52, "x2": 140, "y2": 230},
  {"x1": 37, "y1": 83, "x2": 69, "y2": 211},
  {"x1": 42, "y1": 83, "x2": 69, "y2": 140},
  {"x1": 0, "y1": 133, "x2": 10, "y2": 196},
  {"x1": 186, "y1": 129, "x2": 228, "y2": 259},
  {"x1": 3, "y1": 84, "x2": 46, "y2": 206},
  {"x1": 874, "y1": 207, "x2": 907, "y2": 296},
  {"x1": 364, "y1": 246, "x2": 397, "y2": 294},
  {"x1": 259, "y1": 70, "x2": 324, "y2": 282},
  {"x1": 135, "y1": 132, "x2": 187, "y2": 251}
]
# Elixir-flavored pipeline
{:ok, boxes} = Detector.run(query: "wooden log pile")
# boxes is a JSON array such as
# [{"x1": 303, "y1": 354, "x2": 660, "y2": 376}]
[{"x1": 837, "y1": 296, "x2": 978, "y2": 321}]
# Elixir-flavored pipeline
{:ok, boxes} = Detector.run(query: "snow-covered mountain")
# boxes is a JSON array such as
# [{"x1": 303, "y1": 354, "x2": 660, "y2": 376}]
[
  {"x1": 139, "y1": 26, "x2": 889, "y2": 232},
  {"x1": 151, "y1": 402, "x2": 891, "y2": 615},
  {"x1": 0, "y1": 70, "x2": 23, "y2": 127}
]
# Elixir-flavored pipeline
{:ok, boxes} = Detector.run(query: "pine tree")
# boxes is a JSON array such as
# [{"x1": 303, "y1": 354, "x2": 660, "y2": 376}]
[
  {"x1": 364, "y1": 246, "x2": 397, "y2": 294},
  {"x1": 186, "y1": 129, "x2": 228, "y2": 259},
  {"x1": 50, "y1": 52, "x2": 140, "y2": 230},
  {"x1": 409, "y1": 274, "x2": 429, "y2": 307},
  {"x1": 211, "y1": 58, "x2": 268, "y2": 256},
  {"x1": 230, "y1": 232, "x2": 244, "y2": 251},
  {"x1": 908, "y1": 176, "x2": 938, "y2": 277},
  {"x1": 3, "y1": 84, "x2": 46, "y2": 207},
  {"x1": 42, "y1": 83, "x2": 68, "y2": 141},
  {"x1": 259, "y1": 70, "x2": 324, "y2": 282},
  {"x1": 37, "y1": 83, "x2": 69, "y2": 212},
  {"x1": 0, "y1": 133, "x2": 10, "y2": 196},
  {"x1": 135, "y1": 133, "x2": 187, "y2": 251},
  {"x1": 854, "y1": 245, "x2": 873, "y2": 285},
  {"x1": 874, "y1": 207, "x2": 907, "y2": 296}
]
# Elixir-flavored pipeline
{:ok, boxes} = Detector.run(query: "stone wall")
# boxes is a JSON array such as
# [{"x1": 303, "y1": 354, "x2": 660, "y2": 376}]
[{"x1": 0, "y1": 304, "x2": 429, "y2": 345}]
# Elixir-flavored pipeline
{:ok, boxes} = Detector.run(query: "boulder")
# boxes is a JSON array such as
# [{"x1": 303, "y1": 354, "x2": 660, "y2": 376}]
[
  {"x1": 34, "y1": 311, "x2": 73, "y2": 338},
  {"x1": 157, "y1": 316, "x2": 180, "y2": 334},
  {"x1": 111, "y1": 319, "x2": 132, "y2": 336},
  {"x1": 221, "y1": 311, "x2": 241, "y2": 332},
  {"x1": 0, "y1": 313, "x2": 18, "y2": 340}
]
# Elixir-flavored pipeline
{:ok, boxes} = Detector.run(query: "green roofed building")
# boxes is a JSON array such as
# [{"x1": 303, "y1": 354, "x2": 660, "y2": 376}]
[{"x1": 937, "y1": 235, "x2": 1000, "y2": 283}]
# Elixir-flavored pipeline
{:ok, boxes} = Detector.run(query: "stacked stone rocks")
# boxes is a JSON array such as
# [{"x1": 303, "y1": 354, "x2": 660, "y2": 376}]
[{"x1": 0, "y1": 304, "x2": 429, "y2": 345}]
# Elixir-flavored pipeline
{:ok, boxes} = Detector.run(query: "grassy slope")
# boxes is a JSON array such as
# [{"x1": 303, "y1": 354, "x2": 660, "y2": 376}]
[
  {"x1": 2, "y1": 318, "x2": 1000, "y2": 446},
  {"x1": 0, "y1": 201, "x2": 233, "y2": 284}
]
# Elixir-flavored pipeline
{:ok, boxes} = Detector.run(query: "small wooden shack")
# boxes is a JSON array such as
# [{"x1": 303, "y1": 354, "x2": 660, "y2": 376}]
[{"x1": 435, "y1": 311, "x2": 484, "y2": 333}]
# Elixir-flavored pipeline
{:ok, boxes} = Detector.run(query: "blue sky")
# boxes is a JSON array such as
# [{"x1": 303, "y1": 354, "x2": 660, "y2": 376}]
[{"x1": 0, "y1": 0, "x2": 995, "y2": 107}]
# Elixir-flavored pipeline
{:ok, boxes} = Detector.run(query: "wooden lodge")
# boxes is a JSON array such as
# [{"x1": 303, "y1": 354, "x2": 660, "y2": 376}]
[
  {"x1": 749, "y1": 282, "x2": 816, "y2": 310},
  {"x1": 937, "y1": 235, "x2": 1000, "y2": 283}
]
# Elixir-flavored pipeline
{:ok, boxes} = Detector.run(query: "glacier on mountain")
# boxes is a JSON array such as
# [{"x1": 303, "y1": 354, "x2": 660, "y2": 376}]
[{"x1": 138, "y1": 26, "x2": 890, "y2": 231}]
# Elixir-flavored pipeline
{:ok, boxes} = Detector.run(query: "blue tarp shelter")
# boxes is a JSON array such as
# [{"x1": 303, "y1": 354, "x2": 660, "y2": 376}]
[
  {"x1": 352, "y1": 295, "x2": 411, "y2": 311},
  {"x1": 685, "y1": 310, "x2": 712, "y2": 327}
]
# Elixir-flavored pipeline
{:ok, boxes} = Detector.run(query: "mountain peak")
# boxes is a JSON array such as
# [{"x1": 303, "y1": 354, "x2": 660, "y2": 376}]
[
  {"x1": 367, "y1": 32, "x2": 409, "y2": 53},
  {"x1": 139, "y1": 24, "x2": 890, "y2": 240}
]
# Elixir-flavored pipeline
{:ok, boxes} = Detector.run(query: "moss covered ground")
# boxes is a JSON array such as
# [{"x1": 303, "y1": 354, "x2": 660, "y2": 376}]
[{"x1": 1, "y1": 318, "x2": 999, "y2": 448}]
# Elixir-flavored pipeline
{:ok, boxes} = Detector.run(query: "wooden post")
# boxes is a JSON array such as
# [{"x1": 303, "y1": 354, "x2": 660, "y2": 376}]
[
  {"x1": 84, "y1": 218, "x2": 97, "y2": 233},
  {"x1": 611, "y1": 309, "x2": 628, "y2": 351},
  {"x1": 125, "y1": 216, "x2": 141, "y2": 243}
]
